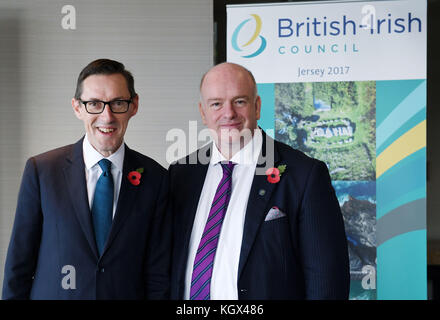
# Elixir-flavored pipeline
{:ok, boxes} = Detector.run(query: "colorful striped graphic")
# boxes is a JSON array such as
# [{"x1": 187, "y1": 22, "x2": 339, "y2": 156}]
[{"x1": 376, "y1": 79, "x2": 426, "y2": 300}]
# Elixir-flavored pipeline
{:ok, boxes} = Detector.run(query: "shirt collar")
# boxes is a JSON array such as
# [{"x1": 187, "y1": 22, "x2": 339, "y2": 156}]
[
  {"x1": 210, "y1": 128, "x2": 262, "y2": 166},
  {"x1": 83, "y1": 134, "x2": 125, "y2": 172}
]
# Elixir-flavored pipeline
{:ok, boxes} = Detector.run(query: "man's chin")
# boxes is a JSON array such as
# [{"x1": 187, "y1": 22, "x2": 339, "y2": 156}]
[
  {"x1": 216, "y1": 135, "x2": 252, "y2": 156},
  {"x1": 223, "y1": 132, "x2": 253, "y2": 145},
  {"x1": 217, "y1": 127, "x2": 253, "y2": 140},
  {"x1": 91, "y1": 138, "x2": 121, "y2": 156}
]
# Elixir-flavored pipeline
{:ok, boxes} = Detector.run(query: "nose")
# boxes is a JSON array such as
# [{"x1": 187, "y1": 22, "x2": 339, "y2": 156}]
[
  {"x1": 222, "y1": 101, "x2": 237, "y2": 119},
  {"x1": 99, "y1": 104, "x2": 115, "y2": 122}
]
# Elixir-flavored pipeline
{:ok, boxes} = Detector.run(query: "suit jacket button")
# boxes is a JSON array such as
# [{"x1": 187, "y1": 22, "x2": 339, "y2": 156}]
[
  {"x1": 240, "y1": 288, "x2": 247, "y2": 294},
  {"x1": 100, "y1": 268, "x2": 105, "y2": 273}
]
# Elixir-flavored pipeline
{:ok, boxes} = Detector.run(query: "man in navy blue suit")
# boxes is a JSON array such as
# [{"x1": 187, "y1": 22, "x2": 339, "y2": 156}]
[
  {"x1": 169, "y1": 62, "x2": 349, "y2": 300},
  {"x1": 2, "y1": 59, "x2": 170, "y2": 299}
]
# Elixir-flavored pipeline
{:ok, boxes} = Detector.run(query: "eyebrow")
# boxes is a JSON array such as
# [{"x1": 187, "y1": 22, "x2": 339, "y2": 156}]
[
  {"x1": 83, "y1": 96, "x2": 129, "y2": 101},
  {"x1": 206, "y1": 98, "x2": 222, "y2": 103},
  {"x1": 206, "y1": 95, "x2": 250, "y2": 102},
  {"x1": 234, "y1": 96, "x2": 250, "y2": 100}
]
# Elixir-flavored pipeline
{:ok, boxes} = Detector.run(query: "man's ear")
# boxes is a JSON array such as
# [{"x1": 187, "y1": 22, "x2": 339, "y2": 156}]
[
  {"x1": 72, "y1": 98, "x2": 83, "y2": 120},
  {"x1": 255, "y1": 95, "x2": 262, "y2": 120},
  {"x1": 130, "y1": 94, "x2": 139, "y2": 117},
  {"x1": 198, "y1": 101, "x2": 207, "y2": 125}
]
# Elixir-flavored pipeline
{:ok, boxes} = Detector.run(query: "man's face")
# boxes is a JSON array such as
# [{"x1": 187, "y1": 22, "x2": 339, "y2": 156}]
[
  {"x1": 72, "y1": 73, "x2": 138, "y2": 157},
  {"x1": 199, "y1": 64, "x2": 261, "y2": 151}
]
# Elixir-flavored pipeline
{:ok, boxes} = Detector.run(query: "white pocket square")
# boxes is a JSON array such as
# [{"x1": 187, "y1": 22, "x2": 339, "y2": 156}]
[{"x1": 264, "y1": 206, "x2": 286, "y2": 221}]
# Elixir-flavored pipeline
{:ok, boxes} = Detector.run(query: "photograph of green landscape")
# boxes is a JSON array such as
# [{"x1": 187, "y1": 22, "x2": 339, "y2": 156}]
[
  {"x1": 275, "y1": 81, "x2": 376, "y2": 181},
  {"x1": 274, "y1": 81, "x2": 377, "y2": 299}
]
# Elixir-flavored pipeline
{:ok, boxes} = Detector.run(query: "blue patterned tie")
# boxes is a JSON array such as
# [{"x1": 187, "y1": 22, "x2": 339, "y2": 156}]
[{"x1": 92, "y1": 159, "x2": 114, "y2": 255}]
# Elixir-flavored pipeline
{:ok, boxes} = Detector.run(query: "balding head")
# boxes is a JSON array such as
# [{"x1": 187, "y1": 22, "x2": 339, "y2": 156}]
[{"x1": 199, "y1": 62, "x2": 258, "y2": 102}]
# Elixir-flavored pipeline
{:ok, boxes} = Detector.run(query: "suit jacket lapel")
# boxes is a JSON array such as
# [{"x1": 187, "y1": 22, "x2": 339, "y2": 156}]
[
  {"x1": 178, "y1": 145, "x2": 211, "y2": 277},
  {"x1": 101, "y1": 144, "x2": 139, "y2": 256},
  {"x1": 238, "y1": 132, "x2": 281, "y2": 279},
  {"x1": 63, "y1": 137, "x2": 99, "y2": 258},
  {"x1": 181, "y1": 167, "x2": 209, "y2": 248}
]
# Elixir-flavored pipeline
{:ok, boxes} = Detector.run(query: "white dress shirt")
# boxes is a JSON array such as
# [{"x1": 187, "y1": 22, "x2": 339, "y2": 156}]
[
  {"x1": 82, "y1": 134, "x2": 124, "y2": 218},
  {"x1": 184, "y1": 129, "x2": 263, "y2": 300}
]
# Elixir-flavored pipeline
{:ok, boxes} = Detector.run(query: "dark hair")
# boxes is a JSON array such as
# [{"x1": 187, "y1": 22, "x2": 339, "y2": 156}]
[{"x1": 74, "y1": 59, "x2": 136, "y2": 99}]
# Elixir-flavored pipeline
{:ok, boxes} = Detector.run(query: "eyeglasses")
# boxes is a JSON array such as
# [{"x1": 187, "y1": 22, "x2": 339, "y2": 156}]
[{"x1": 79, "y1": 99, "x2": 132, "y2": 114}]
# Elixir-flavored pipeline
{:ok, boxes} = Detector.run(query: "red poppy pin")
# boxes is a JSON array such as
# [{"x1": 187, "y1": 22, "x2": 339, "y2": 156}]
[
  {"x1": 128, "y1": 168, "x2": 144, "y2": 186},
  {"x1": 266, "y1": 165, "x2": 286, "y2": 184}
]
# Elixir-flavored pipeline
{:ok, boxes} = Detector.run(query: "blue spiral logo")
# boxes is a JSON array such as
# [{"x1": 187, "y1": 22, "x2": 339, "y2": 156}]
[{"x1": 231, "y1": 14, "x2": 267, "y2": 58}]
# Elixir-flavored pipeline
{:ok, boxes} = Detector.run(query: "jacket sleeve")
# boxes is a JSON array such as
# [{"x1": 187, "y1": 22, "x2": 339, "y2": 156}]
[
  {"x1": 298, "y1": 160, "x2": 350, "y2": 300},
  {"x1": 2, "y1": 158, "x2": 43, "y2": 300},
  {"x1": 144, "y1": 171, "x2": 172, "y2": 299}
]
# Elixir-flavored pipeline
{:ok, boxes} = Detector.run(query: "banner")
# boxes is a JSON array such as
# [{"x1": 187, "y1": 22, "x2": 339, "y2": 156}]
[{"x1": 227, "y1": 0, "x2": 426, "y2": 300}]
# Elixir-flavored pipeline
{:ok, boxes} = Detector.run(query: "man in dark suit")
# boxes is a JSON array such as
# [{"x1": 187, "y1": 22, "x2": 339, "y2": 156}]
[
  {"x1": 169, "y1": 62, "x2": 349, "y2": 300},
  {"x1": 2, "y1": 59, "x2": 170, "y2": 299}
]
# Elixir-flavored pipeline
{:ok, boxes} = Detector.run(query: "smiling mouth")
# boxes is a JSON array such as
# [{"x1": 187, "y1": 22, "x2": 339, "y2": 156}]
[
  {"x1": 97, "y1": 127, "x2": 116, "y2": 134},
  {"x1": 220, "y1": 123, "x2": 241, "y2": 128}
]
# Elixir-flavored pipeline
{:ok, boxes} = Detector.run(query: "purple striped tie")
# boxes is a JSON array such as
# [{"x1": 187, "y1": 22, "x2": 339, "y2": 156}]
[{"x1": 190, "y1": 161, "x2": 235, "y2": 300}]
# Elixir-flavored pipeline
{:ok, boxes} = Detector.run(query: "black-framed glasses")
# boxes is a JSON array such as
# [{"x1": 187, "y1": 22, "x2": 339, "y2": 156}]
[{"x1": 80, "y1": 99, "x2": 132, "y2": 114}]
